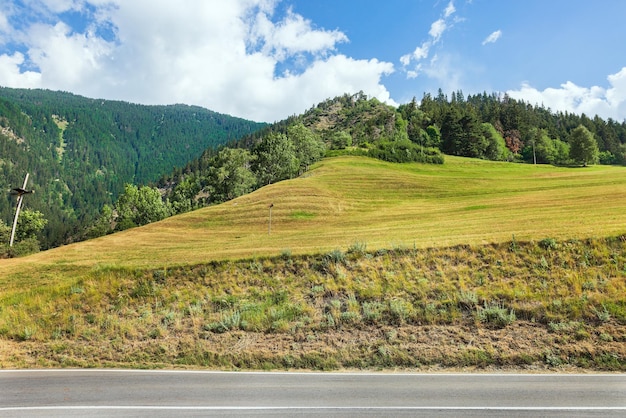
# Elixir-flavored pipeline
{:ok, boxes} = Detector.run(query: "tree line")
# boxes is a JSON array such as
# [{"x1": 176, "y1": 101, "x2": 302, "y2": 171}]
[{"x1": 418, "y1": 90, "x2": 625, "y2": 165}]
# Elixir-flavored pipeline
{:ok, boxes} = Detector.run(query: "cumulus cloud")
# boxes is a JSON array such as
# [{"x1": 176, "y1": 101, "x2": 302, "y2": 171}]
[
  {"x1": 507, "y1": 67, "x2": 626, "y2": 121},
  {"x1": 0, "y1": 0, "x2": 394, "y2": 122},
  {"x1": 0, "y1": 52, "x2": 41, "y2": 87},
  {"x1": 482, "y1": 30, "x2": 501, "y2": 45},
  {"x1": 251, "y1": 8, "x2": 348, "y2": 61},
  {"x1": 26, "y1": 21, "x2": 114, "y2": 87}
]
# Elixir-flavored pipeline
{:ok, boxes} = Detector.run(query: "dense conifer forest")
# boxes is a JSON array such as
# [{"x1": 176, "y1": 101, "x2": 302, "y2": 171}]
[{"x1": 0, "y1": 88, "x2": 266, "y2": 248}]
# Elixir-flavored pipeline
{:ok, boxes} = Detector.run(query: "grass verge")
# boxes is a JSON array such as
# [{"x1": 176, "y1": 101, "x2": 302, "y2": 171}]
[{"x1": 1, "y1": 236, "x2": 624, "y2": 370}]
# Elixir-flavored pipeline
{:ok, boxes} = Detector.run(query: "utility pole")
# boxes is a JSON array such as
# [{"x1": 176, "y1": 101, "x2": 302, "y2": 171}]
[
  {"x1": 9, "y1": 173, "x2": 33, "y2": 247},
  {"x1": 268, "y1": 203, "x2": 274, "y2": 235}
]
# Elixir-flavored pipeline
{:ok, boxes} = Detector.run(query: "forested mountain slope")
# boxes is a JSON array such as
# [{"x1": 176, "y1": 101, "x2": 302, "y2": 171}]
[{"x1": 0, "y1": 88, "x2": 266, "y2": 247}]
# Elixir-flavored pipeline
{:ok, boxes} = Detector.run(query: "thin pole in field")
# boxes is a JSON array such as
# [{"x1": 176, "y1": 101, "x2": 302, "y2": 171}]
[
  {"x1": 268, "y1": 203, "x2": 274, "y2": 235},
  {"x1": 10, "y1": 173, "x2": 30, "y2": 247}
]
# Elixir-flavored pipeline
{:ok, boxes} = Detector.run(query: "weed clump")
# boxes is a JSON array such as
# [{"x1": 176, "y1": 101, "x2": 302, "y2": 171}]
[
  {"x1": 539, "y1": 238, "x2": 558, "y2": 250},
  {"x1": 476, "y1": 302, "x2": 516, "y2": 328}
]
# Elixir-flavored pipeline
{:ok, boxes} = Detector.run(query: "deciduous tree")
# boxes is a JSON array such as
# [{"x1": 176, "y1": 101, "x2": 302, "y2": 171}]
[
  {"x1": 207, "y1": 147, "x2": 256, "y2": 202},
  {"x1": 115, "y1": 184, "x2": 172, "y2": 230},
  {"x1": 288, "y1": 123, "x2": 325, "y2": 173},
  {"x1": 252, "y1": 133, "x2": 299, "y2": 185},
  {"x1": 16, "y1": 209, "x2": 48, "y2": 242},
  {"x1": 569, "y1": 125, "x2": 599, "y2": 166}
]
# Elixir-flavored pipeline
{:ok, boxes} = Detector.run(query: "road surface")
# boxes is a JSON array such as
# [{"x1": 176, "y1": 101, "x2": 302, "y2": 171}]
[{"x1": 1, "y1": 370, "x2": 624, "y2": 417}]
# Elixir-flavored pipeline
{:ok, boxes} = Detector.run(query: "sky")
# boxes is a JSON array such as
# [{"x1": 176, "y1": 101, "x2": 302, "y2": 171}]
[{"x1": 1, "y1": 0, "x2": 625, "y2": 123}]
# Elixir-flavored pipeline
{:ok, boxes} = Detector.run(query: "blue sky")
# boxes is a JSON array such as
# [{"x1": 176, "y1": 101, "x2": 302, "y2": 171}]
[{"x1": 1, "y1": 0, "x2": 625, "y2": 123}]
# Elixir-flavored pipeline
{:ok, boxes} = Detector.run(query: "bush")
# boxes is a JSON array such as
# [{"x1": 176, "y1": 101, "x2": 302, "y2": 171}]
[
  {"x1": 476, "y1": 302, "x2": 516, "y2": 328},
  {"x1": 539, "y1": 238, "x2": 558, "y2": 250},
  {"x1": 457, "y1": 290, "x2": 478, "y2": 311},
  {"x1": 368, "y1": 141, "x2": 444, "y2": 164},
  {"x1": 4, "y1": 237, "x2": 41, "y2": 257},
  {"x1": 347, "y1": 241, "x2": 367, "y2": 256},
  {"x1": 325, "y1": 249, "x2": 346, "y2": 264},
  {"x1": 204, "y1": 310, "x2": 242, "y2": 333}
]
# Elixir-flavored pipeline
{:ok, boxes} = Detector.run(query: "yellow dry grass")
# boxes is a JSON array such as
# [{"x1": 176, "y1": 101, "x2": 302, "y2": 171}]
[{"x1": 2, "y1": 155, "x2": 626, "y2": 283}]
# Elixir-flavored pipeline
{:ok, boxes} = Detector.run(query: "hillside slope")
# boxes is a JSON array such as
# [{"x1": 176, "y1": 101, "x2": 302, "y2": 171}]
[
  {"x1": 0, "y1": 155, "x2": 624, "y2": 370},
  {"x1": 2, "y1": 155, "x2": 626, "y2": 279},
  {"x1": 0, "y1": 88, "x2": 266, "y2": 247}
]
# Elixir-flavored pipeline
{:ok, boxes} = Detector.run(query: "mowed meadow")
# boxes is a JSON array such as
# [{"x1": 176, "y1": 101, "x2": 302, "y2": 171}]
[
  {"x1": 1, "y1": 156, "x2": 625, "y2": 370},
  {"x1": 2, "y1": 155, "x2": 626, "y2": 279}
]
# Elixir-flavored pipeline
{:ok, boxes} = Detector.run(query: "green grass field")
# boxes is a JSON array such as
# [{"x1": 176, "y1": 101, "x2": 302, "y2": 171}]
[
  {"x1": 1, "y1": 155, "x2": 625, "y2": 370},
  {"x1": 2, "y1": 155, "x2": 626, "y2": 281}
]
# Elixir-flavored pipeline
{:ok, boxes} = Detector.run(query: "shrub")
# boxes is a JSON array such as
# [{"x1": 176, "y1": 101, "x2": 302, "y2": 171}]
[
  {"x1": 457, "y1": 290, "x2": 478, "y2": 311},
  {"x1": 19, "y1": 327, "x2": 35, "y2": 341},
  {"x1": 362, "y1": 301, "x2": 385, "y2": 324},
  {"x1": 539, "y1": 238, "x2": 558, "y2": 250},
  {"x1": 340, "y1": 311, "x2": 360, "y2": 324},
  {"x1": 204, "y1": 310, "x2": 241, "y2": 333},
  {"x1": 327, "y1": 248, "x2": 345, "y2": 264},
  {"x1": 368, "y1": 141, "x2": 445, "y2": 164},
  {"x1": 476, "y1": 302, "x2": 516, "y2": 328},
  {"x1": 347, "y1": 241, "x2": 367, "y2": 256},
  {"x1": 592, "y1": 305, "x2": 611, "y2": 322},
  {"x1": 5, "y1": 237, "x2": 41, "y2": 257},
  {"x1": 389, "y1": 299, "x2": 413, "y2": 324}
]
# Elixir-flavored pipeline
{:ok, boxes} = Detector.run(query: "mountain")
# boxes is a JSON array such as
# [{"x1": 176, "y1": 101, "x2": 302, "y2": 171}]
[{"x1": 0, "y1": 87, "x2": 266, "y2": 247}]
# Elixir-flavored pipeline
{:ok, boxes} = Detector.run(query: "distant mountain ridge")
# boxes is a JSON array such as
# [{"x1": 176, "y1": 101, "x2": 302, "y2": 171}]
[{"x1": 0, "y1": 87, "x2": 266, "y2": 247}]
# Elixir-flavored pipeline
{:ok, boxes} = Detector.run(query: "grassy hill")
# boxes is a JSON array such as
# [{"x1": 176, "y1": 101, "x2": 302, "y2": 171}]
[
  {"x1": 0, "y1": 156, "x2": 624, "y2": 370},
  {"x1": 3, "y1": 155, "x2": 626, "y2": 273}
]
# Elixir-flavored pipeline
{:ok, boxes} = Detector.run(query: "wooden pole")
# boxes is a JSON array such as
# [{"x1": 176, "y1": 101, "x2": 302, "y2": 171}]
[
  {"x1": 9, "y1": 173, "x2": 29, "y2": 247},
  {"x1": 268, "y1": 204, "x2": 273, "y2": 235}
]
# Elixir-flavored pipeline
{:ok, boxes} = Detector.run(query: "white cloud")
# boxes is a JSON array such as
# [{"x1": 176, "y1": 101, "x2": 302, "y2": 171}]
[
  {"x1": 38, "y1": 0, "x2": 81, "y2": 13},
  {"x1": 267, "y1": 55, "x2": 396, "y2": 116},
  {"x1": 507, "y1": 67, "x2": 626, "y2": 121},
  {"x1": 400, "y1": 1, "x2": 456, "y2": 74},
  {"x1": 607, "y1": 67, "x2": 626, "y2": 106},
  {"x1": 26, "y1": 21, "x2": 114, "y2": 87},
  {"x1": 412, "y1": 43, "x2": 430, "y2": 61},
  {"x1": 0, "y1": 9, "x2": 9, "y2": 33},
  {"x1": 251, "y1": 8, "x2": 348, "y2": 61},
  {"x1": 400, "y1": 53, "x2": 411, "y2": 67},
  {"x1": 0, "y1": 52, "x2": 41, "y2": 87},
  {"x1": 0, "y1": 0, "x2": 394, "y2": 122},
  {"x1": 444, "y1": 1, "x2": 456, "y2": 18},
  {"x1": 429, "y1": 19, "x2": 447, "y2": 41},
  {"x1": 482, "y1": 30, "x2": 501, "y2": 45}
]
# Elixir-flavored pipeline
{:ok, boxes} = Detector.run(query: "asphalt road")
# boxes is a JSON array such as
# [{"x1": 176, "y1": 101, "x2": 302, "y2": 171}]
[{"x1": 0, "y1": 370, "x2": 624, "y2": 417}]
